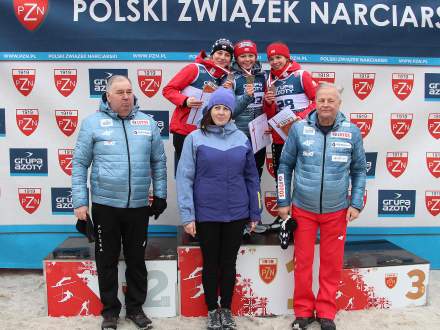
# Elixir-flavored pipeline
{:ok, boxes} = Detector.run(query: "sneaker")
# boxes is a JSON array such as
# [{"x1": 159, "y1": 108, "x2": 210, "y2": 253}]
[
  {"x1": 126, "y1": 311, "x2": 152, "y2": 329},
  {"x1": 291, "y1": 317, "x2": 315, "y2": 330},
  {"x1": 319, "y1": 318, "x2": 336, "y2": 330},
  {"x1": 219, "y1": 308, "x2": 237, "y2": 330},
  {"x1": 207, "y1": 309, "x2": 222, "y2": 330},
  {"x1": 254, "y1": 224, "x2": 268, "y2": 234},
  {"x1": 243, "y1": 223, "x2": 268, "y2": 239},
  {"x1": 265, "y1": 216, "x2": 283, "y2": 231},
  {"x1": 101, "y1": 315, "x2": 118, "y2": 330}
]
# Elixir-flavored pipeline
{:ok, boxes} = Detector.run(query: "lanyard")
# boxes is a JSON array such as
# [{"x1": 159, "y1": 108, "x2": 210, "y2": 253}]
[{"x1": 267, "y1": 63, "x2": 292, "y2": 89}]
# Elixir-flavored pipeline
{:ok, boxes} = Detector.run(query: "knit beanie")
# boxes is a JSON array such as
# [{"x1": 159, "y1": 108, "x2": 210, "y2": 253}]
[
  {"x1": 203, "y1": 87, "x2": 235, "y2": 115},
  {"x1": 234, "y1": 40, "x2": 258, "y2": 58},
  {"x1": 210, "y1": 38, "x2": 234, "y2": 57},
  {"x1": 266, "y1": 42, "x2": 291, "y2": 60}
]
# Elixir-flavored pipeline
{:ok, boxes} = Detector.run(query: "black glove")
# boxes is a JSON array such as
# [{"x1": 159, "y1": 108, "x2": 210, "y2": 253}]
[
  {"x1": 75, "y1": 213, "x2": 95, "y2": 243},
  {"x1": 278, "y1": 216, "x2": 297, "y2": 250},
  {"x1": 150, "y1": 196, "x2": 167, "y2": 220}
]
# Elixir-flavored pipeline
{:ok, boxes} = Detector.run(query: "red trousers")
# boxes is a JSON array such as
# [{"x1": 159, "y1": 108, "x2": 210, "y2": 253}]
[{"x1": 292, "y1": 205, "x2": 348, "y2": 320}]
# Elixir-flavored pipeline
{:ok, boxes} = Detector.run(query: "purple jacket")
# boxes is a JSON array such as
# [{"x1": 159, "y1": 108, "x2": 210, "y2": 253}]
[{"x1": 176, "y1": 122, "x2": 262, "y2": 225}]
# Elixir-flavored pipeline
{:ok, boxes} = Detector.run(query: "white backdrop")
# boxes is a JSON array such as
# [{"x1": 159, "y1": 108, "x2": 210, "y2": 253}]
[{"x1": 0, "y1": 61, "x2": 439, "y2": 228}]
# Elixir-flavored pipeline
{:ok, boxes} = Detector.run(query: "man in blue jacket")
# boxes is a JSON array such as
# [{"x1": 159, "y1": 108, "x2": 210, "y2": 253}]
[
  {"x1": 72, "y1": 75, "x2": 167, "y2": 330},
  {"x1": 277, "y1": 83, "x2": 366, "y2": 330}
]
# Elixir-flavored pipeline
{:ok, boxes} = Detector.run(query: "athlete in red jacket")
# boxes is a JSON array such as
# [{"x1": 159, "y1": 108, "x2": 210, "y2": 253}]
[
  {"x1": 162, "y1": 39, "x2": 233, "y2": 167},
  {"x1": 264, "y1": 42, "x2": 317, "y2": 229}
]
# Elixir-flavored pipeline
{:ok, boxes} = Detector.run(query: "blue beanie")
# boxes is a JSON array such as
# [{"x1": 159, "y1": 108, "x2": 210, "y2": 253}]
[{"x1": 204, "y1": 87, "x2": 235, "y2": 115}]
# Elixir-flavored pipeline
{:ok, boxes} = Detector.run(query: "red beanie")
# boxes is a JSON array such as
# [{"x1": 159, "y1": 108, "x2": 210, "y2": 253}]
[
  {"x1": 234, "y1": 40, "x2": 258, "y2": 58},
  {"x1": 266, "y1": 42, "x2": 290, "y2": 60}
]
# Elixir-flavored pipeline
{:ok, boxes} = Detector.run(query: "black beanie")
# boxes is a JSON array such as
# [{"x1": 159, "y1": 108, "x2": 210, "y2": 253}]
[{"x1": 210, "y1": 38, "x2": 234, "y2": 57}]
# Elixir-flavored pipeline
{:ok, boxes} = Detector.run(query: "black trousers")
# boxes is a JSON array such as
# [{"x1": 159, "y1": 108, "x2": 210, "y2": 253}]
[
  {"x1": 173, "y1": 132, "x2": 187, "y2": 175},
  {"x1": 196, "y1": 219, "x2": 248, "y2": 311},
  {"x1": 254, "y1": 147, "x2": 266, "y2": 179},
  {"x1": 271, "y1": 143, "x2": 284, "y2": 180},
  {"x1": 92, "y1": 203, "x2": 150, "y2": 317}
]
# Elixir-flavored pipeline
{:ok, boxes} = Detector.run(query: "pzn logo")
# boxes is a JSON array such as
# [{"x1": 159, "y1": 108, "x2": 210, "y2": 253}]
[
  {"x1": 54, "y1": 69, "x2": 77, "y2": 97},
  {"x1": 55, "y1": 110, "x2": 78, "y2": 136},
  {"x1": 58, "y1": 149, "x2": 73, "y2": 176},
  {"x1": 428, "y1": 113, "x2": 440, "y2": 139},
  {"x1": 352, "y1": 73, "x2": 375, "y2": 100},
  {"x1": 137, "y1": 69, "x2": 161, "y2": 98},
  {"x1": 264, "y1": 191, "x2": 278, "y2": 217},
  {"x1": 392, "y1": 73, "x2": 413, "y2": 101},
  {"x1": 426, "y1": 152, "x2": 440, "y2": 178},
  {"x1": 12, "y1": 69, "x2": 35, "y2": 96},
  {"x1": 311, "y1": 72, "x2": 335, "y2": 85},
  {"x1": 390, "y1": 113, "x2": 413, "y2": 140},
  {"x1": 386, "y1": 152, "x2": 408, "y2": 178},
  {"x1": 350, "y1": 113, "x2": 373, "y2": 138},
  {"x1": 18, "y1": 188, "x2": 41, "y2": 214},
  {"x1": 13, "y1": 0, "x2": 48, "y2": 31},
  {"x1": 16, "y1": 109, "x2": 39, "y2": 136},
  {"x1": 425, "y1": 191, "x2": 440, "y2": 217}
]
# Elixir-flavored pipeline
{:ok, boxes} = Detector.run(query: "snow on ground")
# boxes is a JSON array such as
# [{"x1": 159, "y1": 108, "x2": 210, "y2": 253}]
[{"x1": 0, "y1": 270, "x2": 439, "y2": 330}]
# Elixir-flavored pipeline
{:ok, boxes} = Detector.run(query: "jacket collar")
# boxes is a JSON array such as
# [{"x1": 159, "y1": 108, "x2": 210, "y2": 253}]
[
  {"x1": 204, "y1": 121, "x2": 238, "y2": 135},
  {"x1": 196, "y1": 51, "x2": 229, "y2": 79}
]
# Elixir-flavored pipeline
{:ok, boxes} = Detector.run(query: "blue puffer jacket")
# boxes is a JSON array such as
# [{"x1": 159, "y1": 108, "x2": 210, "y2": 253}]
[
  {"x1": 72, "y1": 94, "x2": 167, "y2": 209},
  {"x1": 176, "y1": 122, "x2": 262, "y2": 225},
  {"x1": 232, "y1": 61, "x2": 267, "y2": 137},
  {"x1": 277, "y1": 110, "x2": 366, "y2": 213}
]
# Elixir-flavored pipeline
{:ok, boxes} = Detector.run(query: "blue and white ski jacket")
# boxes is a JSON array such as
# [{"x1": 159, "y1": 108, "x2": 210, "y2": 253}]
[
  {"x1": 72, "y1": 94, "x2": 167, "y2": 209},
  {"x1": 277, "y1": 110, "x2": 366, "y2": 214}
]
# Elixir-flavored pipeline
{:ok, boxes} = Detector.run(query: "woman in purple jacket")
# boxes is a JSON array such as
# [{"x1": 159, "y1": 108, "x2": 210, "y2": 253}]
[{"x1": 176, "y1": 87, "x2": 262, "y2": 330}]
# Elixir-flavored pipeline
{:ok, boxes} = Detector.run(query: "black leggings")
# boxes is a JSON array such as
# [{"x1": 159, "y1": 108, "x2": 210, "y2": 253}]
[
  {"x1": 173, "y1": 132, "x2": 187, "y2": 175},
  {"x1": 196, "y1": 219, "x2": 248, "y2": 311},
  {"x1": 271, "y1": 143, "x2": 284, "y2": 180},
  {"x1": 254, "y1": 147, "x2": 266, "y2": 179}
]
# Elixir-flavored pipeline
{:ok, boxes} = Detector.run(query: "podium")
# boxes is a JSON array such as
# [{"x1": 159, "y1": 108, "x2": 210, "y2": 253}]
[
  {"x1": 44, "y1": 236, "x2": 178, "y2": 317},
  {"x1": 178, "y1": 231, "x2": 430, "y2": 316},
  {"x1": 43, "y1": 231, "x2": 430, "y2": 318}
]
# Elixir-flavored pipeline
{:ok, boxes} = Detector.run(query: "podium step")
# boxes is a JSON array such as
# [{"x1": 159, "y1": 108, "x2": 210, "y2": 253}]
[
  {"x1": 178, "y1": 233, "x2": 430, "y2": 316},
  {"x1": 44, "y1": 236, "x2": 177, "y2": 317},
  {"x1": 43, "y1": 233, "x2": 430, "y2": 318}
]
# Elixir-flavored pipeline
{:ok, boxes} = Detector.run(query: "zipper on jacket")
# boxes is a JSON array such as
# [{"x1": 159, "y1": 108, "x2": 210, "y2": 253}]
[
  {"x1": 319, "y1": 132, "x2": 327, "y2": 214},
  {"x1": 121, "y1": 120, "x2": 132, "y2": 207}
]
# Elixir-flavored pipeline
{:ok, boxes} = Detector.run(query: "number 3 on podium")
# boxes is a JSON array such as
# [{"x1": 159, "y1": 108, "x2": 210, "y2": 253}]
[{"x1": 406, "y1": 269, "x2": 426, "y2": 300}]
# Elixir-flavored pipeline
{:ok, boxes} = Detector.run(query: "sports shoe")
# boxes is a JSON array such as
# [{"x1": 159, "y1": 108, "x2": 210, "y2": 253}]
[
  {"x1": 319, "y1": 318, "x2": 336, "y2": 330},
  {"x1": 101, "y1": 315, "x2": 118, "y2": 330},
  {"x1": 279, "y1": 216, "x2": 298, "y2": 249},
  {"x1": 291, "y1": 317, "x2": 315, "y2": 329},
  {"x1": 126, "y1": 311, "x2": 152, "y2": 329},
  {"x1": 265, "y1": 216, "x2": 283, "y2": 231},
  {"x1": 219, "y1": 308, "x2": 237, "y2": 329},
  {"x1": 207, "y1": 309, "x2": 222, "y2": 330},
  {"x1": 243, "y1": 223, "x2": 268, "y2": 239}
]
